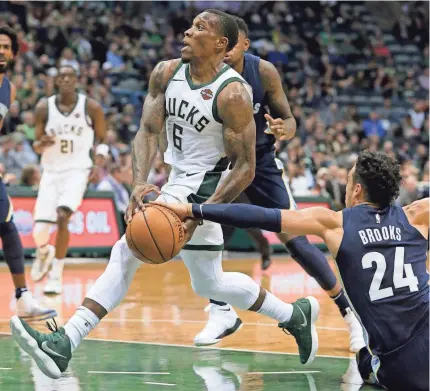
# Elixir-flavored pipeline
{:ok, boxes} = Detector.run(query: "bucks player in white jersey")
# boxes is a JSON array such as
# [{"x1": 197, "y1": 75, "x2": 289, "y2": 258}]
[
  {"x1": 10, "y1": 10, "x2": 319, "y2": 379},
  {"x1": 31, "y1": 65, "x2": 106, "y2": 294}
]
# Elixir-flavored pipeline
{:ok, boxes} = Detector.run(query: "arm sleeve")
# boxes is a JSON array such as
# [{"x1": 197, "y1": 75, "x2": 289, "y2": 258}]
[{"x1": 192, "y1": 203, "x2": 282, "y2": 233}]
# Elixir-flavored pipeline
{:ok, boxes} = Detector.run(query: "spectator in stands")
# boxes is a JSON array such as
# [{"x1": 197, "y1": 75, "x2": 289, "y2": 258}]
[
  {"x1": 320, "y1": 103, "x2": 342, "y2": 126},
  {"x1": 118, "y1": 148, "x2": 133, "y2": 186},
  {"x1": 418, "y1": 67, "x2": 429, "y2": 91},
  {"x1": 397, "y1": 174, "x2": 419, "y2": 206},
  {"x1": 20, "y1": 164, "x2": 41, "y2": 189},
  {"x1": 97, "y1": 164, "x2": 129, "y2": 217},
  {"x1": 325, "y1": 164, "x2": 346, "y2": 210},
  {"x1": 362, "y1": 111, "x2": 386, "y2": 138},
  {"x1": 59, "y1": 47, "x2": 80, "y2": 72},
  {"x1": 10, "y1": 133, "x2": 38, "y2": 177},
  {"x1": 94, "y1": 143, "x2": 110, "y2": 179},
  {"x1": 105, "y1": 43, "x2": 125, "y2": 72},
  {"x1": 17, "y1": 111, "x2": 36, "y2": 142}
]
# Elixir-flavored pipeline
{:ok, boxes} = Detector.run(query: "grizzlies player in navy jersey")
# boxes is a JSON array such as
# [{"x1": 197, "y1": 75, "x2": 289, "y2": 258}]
[
  {"x1": 0, "y1": 26, "x2": 56, "y2": 320},
  {"x1": 157, "y1": 151, "x2": 429, "y2": 391},
  {"x1": 193, "y1": 16, "x2": 364, "y2": 351}
]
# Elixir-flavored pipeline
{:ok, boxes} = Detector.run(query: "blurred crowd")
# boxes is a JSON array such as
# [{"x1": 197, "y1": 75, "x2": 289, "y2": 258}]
[{"x1": 0, "y1": 1, "x2": 428, "y2": 213}]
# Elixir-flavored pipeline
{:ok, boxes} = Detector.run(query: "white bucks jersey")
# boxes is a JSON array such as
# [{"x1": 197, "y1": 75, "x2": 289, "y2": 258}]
[
  {"x1": 164, "y1": 62, "x2": 252, "y2": 173},
  {"x1": 42, "y1": 93, "x2": 94, "y2": 171}
]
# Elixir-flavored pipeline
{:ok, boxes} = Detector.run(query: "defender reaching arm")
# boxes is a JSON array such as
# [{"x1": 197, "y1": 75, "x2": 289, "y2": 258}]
[{"x1": 260, "y1": 60, "x2": 296, "y2": 141}]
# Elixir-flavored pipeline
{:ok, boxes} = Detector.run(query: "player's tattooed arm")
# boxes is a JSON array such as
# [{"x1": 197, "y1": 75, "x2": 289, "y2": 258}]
[
  {"x1": 33, "y1": 98, "x2": 55, "y2": 154},
  {"x1": 132, "y1": 59, "x2": 179, "y2": 186},
  {"x1": 126, "y1": 60, "x2": 180, "y2": 220},
  {"x1": 158, "y1": 124, "x2": 172, "y2": 176},
  {"x1": 87, "y1": 98, "x2": 106, "y2": 143},
  {"x1": 205, "y1": 82, "x2": 256, "y2": 204},
  {"x1": 259, "y1": 59, "x2": 296, "y2": 141}
]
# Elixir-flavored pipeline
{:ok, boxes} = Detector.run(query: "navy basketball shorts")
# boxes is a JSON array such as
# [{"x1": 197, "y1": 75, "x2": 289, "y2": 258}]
[
  {"x1": 357, "y1": 314, "x2": 429, "y2": 391},
  {"x1": 0, "y1": 178, "x2": 12, "y2": 223},
  {"x1": 244, "y1": 151, "x2": 296, "y2": 210}
]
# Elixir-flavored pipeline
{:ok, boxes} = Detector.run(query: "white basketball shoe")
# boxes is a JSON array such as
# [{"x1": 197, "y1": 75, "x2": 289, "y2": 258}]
[
  {"x1": 194, "y1": 303, "x2": 243, "y2": 346},
  {"x1": 31, "y1": 245, "x2": 55, "y2": 282},
  {"x1": 16, "y1": 291, "x2": 57, "y2": 321},
  {"x1": 44, "y1": 259, "x2": 64, "y2": 295}
]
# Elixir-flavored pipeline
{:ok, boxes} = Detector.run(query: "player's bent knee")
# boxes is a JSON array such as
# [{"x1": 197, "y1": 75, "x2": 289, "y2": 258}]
[
  {"x1": 56, "y1": 207, "x2": 73, "y2": 227},
  {"x1": 32, "y1": 222, "x2": 52, "y2": 247},
  {"x1": 190, "y1": 278, "x2": 219, "y2": 299}
]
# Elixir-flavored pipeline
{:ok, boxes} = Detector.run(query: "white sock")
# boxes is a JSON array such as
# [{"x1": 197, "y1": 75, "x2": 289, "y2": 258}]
[
  {"x1": 64, "y1": 306, "x2": 100, "y2": 352},
  {"x1": 257, "y1": 291, "x2": 293, "y2": 323},
  {"x1": 50, "y1": 258, "x2": 64, "y2": 277}
]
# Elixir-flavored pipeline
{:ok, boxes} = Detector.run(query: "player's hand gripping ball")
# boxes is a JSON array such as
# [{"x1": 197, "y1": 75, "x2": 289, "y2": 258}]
[{"x1": 126, "y1": 204, "x2": 186, "y2": 264}]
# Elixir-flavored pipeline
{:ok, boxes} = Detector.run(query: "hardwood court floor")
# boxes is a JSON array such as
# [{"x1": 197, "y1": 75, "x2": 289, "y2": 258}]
[{"x1": 0, "y1": 256, "x2": 369, "y2": 391}]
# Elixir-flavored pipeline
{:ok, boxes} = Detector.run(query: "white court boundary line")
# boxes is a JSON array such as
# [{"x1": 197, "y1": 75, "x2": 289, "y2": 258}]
[
  {"x1": 0, "y1": 368, "x2": 11, "y2": 370},
  {"x1": 0, "y1": 332, "x2": 352, "y2": 360},
  {"x1": 144, "y1": 382, "x2": 176, "y2": 387},
  {"x1": 88, "y1": 371, "x2": 170, "y2": 375},
  {"x1": 248, "y1": 371, "x2": 321, "y2": 375}
]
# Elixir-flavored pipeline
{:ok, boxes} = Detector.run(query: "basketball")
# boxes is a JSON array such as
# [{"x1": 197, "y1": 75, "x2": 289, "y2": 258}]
[{"x1": 126, "y1": 204, "x2": 186, "y2": 264}]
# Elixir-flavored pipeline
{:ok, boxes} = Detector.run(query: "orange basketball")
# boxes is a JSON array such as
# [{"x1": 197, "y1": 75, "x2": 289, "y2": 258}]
[{"x1": 126, "y1": 205, "x2": 186, "y2": 264}]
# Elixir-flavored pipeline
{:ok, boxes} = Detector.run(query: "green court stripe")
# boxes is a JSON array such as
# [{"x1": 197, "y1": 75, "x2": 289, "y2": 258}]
[{"x1": 183, "y1": 244, "x2": 224, "y2": 251}]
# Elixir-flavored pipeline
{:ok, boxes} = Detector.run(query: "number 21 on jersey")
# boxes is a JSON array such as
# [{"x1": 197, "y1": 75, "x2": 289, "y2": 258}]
[
  {"x1": 61, "y1": 139, "x2": 74, "y2": 154},
  {"x1": 362, "y1": 247, "x2": 419, "y2": 302}
]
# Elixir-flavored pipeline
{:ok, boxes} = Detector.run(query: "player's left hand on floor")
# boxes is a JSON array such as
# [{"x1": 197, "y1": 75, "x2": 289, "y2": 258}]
[{"x1": 264, "y1": 114, "x2": 291, "y2": 141}]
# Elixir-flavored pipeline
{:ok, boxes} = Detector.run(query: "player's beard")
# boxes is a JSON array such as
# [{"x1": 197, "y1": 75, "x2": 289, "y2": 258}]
[{"x1": 0, "y1": 59, "x2": 10, "y2": 74}]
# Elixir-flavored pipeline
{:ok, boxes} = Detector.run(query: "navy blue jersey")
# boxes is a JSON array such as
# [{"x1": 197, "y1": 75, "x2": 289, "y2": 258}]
[
  {"x1": 242, "y1": 53, "x2": 274, "y2": 156},
  {"x1": 337, "y1": 204, "x2": 429, "y2": 355},
  {"x1": 0, "y1": 76, "x2": 11, "y2": 119}
]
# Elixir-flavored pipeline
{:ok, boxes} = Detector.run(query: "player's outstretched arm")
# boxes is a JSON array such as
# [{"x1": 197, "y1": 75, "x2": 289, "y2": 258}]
[
  {"x1": 205, "y1": 82, "x2": 256, "y2": 204},
  {"x1": 403, "y1": 198, "x2": 429, "y2": 238},
  {"x1": 151, "y1": 202, "x2": 340, "y2": 240},
  {"x1": 126, "y1": 59, "x2": 180, "y2": 222},
  {"x1": 260, "y1": 60, "x2": 296, "y2": 141},
  {"x1": 33, "y1": 98, "x2": 55, "y2": 154},
  {"x1": 87, "y1": 98, "x2": 106, "y2": 143}
]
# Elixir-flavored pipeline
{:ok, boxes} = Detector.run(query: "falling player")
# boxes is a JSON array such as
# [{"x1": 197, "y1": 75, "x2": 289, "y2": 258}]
[
  {"x1": 0, "y1": 26, "x2": 56, "y2": 320},
  {"x1": 31, "y1": 65, "x2": 106, "y2": 294},
  {"x1": 191, "y1": 16, "x2": 363, "y2": 350},
  {"x1": 156, "y1": 151, "x2": 429, "y2": 391},
  {"x1": 10, "y1": 10, "x2": 320, "y2": 379}
]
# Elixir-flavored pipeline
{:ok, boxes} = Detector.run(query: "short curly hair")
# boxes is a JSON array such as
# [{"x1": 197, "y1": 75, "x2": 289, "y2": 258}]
[
  {"x1": 0, "y1": 26, "x2": 19, "y2": 56},
  {"x1": 354, "y1": 151, "x2": 401, "y2": 208},
  {"x1": 204, "y1": 9, "x2": 239, "y2": 51}
]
